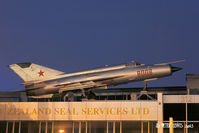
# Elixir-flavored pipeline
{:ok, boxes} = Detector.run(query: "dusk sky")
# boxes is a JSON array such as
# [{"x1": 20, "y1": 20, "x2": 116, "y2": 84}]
[{"x1": 0, "y1": 1, "x2": 199, "y2": 91}]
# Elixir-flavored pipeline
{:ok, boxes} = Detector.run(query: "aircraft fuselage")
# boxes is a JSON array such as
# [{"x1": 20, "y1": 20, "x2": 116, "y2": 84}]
[{"x1": 25, "y1": 64, "x2": 175, "y2": 96}]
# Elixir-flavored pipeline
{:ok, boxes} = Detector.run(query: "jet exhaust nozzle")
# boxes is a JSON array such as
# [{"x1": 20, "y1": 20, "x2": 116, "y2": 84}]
[{"x1": 171, "y1": 66, "x2": 182, "y2": 73}]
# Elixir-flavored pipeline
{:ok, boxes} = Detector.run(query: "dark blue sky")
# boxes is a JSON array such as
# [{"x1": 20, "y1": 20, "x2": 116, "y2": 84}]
[{"x1": 0, "y1": 0, "x2": 199, "y2": 91}]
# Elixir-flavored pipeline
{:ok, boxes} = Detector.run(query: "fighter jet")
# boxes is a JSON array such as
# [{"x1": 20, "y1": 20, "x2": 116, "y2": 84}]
[{"x1": 9, "y1": 60, "x2": 183, "y2": 98}]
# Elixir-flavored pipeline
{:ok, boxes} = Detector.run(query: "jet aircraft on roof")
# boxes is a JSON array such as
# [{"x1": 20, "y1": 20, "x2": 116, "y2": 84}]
[{"x1": 9, "y1": 60, "x2": 184, "y2": 98}]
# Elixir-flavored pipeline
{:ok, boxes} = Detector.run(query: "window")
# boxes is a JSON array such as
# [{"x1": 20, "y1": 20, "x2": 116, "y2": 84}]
[
  {"x1": 53, "y1": 121, "x2": 72, "y2": 133},
  {"x1": 88, "y1": 121, "x2": 107, "y2": 133}
]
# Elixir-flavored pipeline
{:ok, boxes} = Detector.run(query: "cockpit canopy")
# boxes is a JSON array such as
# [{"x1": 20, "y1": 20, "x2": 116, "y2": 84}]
[{"x1": 125, "y1": 61, "x2": 144, "y2": 67}]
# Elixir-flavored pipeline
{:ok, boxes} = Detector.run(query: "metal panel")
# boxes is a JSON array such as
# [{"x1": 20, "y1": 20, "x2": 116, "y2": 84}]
[
  {"x1": 163, "y1": 95, "x2": 199, "y2": 103},
  {"x1": 186, "y1": 74, "x2": 199, "y2": 89}
]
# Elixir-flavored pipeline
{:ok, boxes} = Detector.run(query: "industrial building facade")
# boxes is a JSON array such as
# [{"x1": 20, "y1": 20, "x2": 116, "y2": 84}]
[
  {"x1": 0, "y1": 98, "x2": 161, "y2": 133},
  {"x1": 1, "y1": 92, "x2": 199, "y2": 133},
  {"x1": 1, "y1": 74, "x2": 199, "y2": 133}
]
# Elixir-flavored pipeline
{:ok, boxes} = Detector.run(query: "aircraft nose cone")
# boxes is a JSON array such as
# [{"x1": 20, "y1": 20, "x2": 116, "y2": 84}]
[{"x1": 171, "y1": 66, "x2": 182, "y2": 73}]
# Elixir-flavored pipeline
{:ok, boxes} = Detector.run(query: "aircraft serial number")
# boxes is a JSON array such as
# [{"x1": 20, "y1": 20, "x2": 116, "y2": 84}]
[{"x1": 137, "y1": 68, "x2": 153, "y2": 77}]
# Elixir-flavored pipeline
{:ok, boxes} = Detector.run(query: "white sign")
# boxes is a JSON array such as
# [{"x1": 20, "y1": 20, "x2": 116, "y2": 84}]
[{"x1": 0, "y1": 101, "x2": 160, "y2": 121}]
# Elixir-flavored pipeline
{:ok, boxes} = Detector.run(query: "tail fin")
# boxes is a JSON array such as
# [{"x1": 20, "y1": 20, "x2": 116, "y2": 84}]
[{"x1": 9, "y1": 62, "x2": 64, "y2": 82}]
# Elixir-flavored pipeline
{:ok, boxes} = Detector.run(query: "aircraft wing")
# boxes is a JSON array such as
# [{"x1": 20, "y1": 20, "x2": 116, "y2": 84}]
[
  {"x1": 55, "y1": 76, "x2": 124, "y2": 93},
  {"x1": 57, "y1": 81, "x2": 107, "y2": 93}
]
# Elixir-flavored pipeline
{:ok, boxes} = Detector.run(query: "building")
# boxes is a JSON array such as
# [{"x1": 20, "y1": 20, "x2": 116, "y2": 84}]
[{"x1": 0, "y1": 74, "x2": 199, "y2": 133}]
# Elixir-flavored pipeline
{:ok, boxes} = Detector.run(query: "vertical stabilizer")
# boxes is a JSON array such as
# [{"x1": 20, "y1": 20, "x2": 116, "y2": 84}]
[{"x1": 9, "y1": 62, "x2": 64, "y2": 82}]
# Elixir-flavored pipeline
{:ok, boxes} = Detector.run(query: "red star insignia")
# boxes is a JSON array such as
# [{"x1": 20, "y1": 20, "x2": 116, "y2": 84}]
[{"x1": 38, "y1": 70, "x2": 44, "y2": 77}]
